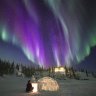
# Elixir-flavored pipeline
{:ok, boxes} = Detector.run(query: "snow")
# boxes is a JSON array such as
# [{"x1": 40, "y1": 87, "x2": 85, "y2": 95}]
[{"x1": 0, "y1": 75, "x2": 96, "y2": 96}]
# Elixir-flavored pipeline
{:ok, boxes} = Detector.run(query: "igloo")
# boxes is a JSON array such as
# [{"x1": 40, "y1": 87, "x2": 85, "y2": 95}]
[{"x1": 38, "y1": 77, "x2": 59, "y2": 91}]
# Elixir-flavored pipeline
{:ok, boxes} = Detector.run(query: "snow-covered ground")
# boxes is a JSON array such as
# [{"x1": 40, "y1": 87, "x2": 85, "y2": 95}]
[{"x1": 0, "y1": 75, "x2": 96, "y2": 96}]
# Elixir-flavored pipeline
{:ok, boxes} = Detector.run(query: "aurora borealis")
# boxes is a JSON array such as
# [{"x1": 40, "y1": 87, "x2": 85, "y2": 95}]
[{"x1": 0, "y1": 0, "x2": 96, "y2": 68}]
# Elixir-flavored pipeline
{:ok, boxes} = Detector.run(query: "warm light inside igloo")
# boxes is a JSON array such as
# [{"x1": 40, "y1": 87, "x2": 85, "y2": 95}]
[{"x1": 31, "y1": 83, "x2": 38, "y2": 93}]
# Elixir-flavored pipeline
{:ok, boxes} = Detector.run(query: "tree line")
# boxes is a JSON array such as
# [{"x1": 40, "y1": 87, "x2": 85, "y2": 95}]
[
  {"x1": 0, "y1": 59, "x2": 40, "y2": 77},
  {"x1": 0, "y1": 58, "x2": 96, "y2": 79}
]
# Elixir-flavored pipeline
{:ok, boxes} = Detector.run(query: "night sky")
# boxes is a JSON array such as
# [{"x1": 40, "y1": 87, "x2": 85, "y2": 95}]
[{"x1": 0, "y1": 0, "x2": 96, "y2": 68}]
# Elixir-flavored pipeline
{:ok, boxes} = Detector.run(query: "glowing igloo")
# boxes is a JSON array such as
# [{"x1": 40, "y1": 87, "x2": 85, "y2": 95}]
[{"x1": 38, "y1": 77, "x2": 59, "y2": 91}]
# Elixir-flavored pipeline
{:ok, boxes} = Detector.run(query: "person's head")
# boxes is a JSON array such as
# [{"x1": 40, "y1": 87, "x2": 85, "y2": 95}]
[{"x1": 28, "y1": 80, "x2": 31, "y2": 83}]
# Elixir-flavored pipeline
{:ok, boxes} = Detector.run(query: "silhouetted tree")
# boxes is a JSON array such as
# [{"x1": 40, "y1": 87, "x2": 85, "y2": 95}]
[
  {"x1": 85, "y1": 70, "x2": 88, "y2": 77},
  {"x1": 65, "y1": 66, "x2": 68, "y2": 77},
  {"x1": 9, "y1": 62, "x2": 14, "y2": 74}
]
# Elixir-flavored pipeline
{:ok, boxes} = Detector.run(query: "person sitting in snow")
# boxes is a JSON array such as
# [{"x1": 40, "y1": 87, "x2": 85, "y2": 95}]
[{"x1": 26, "y1": 80, "x2": 34, "y2": 92}]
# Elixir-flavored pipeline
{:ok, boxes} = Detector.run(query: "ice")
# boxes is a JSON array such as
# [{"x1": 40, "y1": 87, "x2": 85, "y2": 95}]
[{"x1": 0, "y1": 75, "x2": 96, "y2": 96}]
